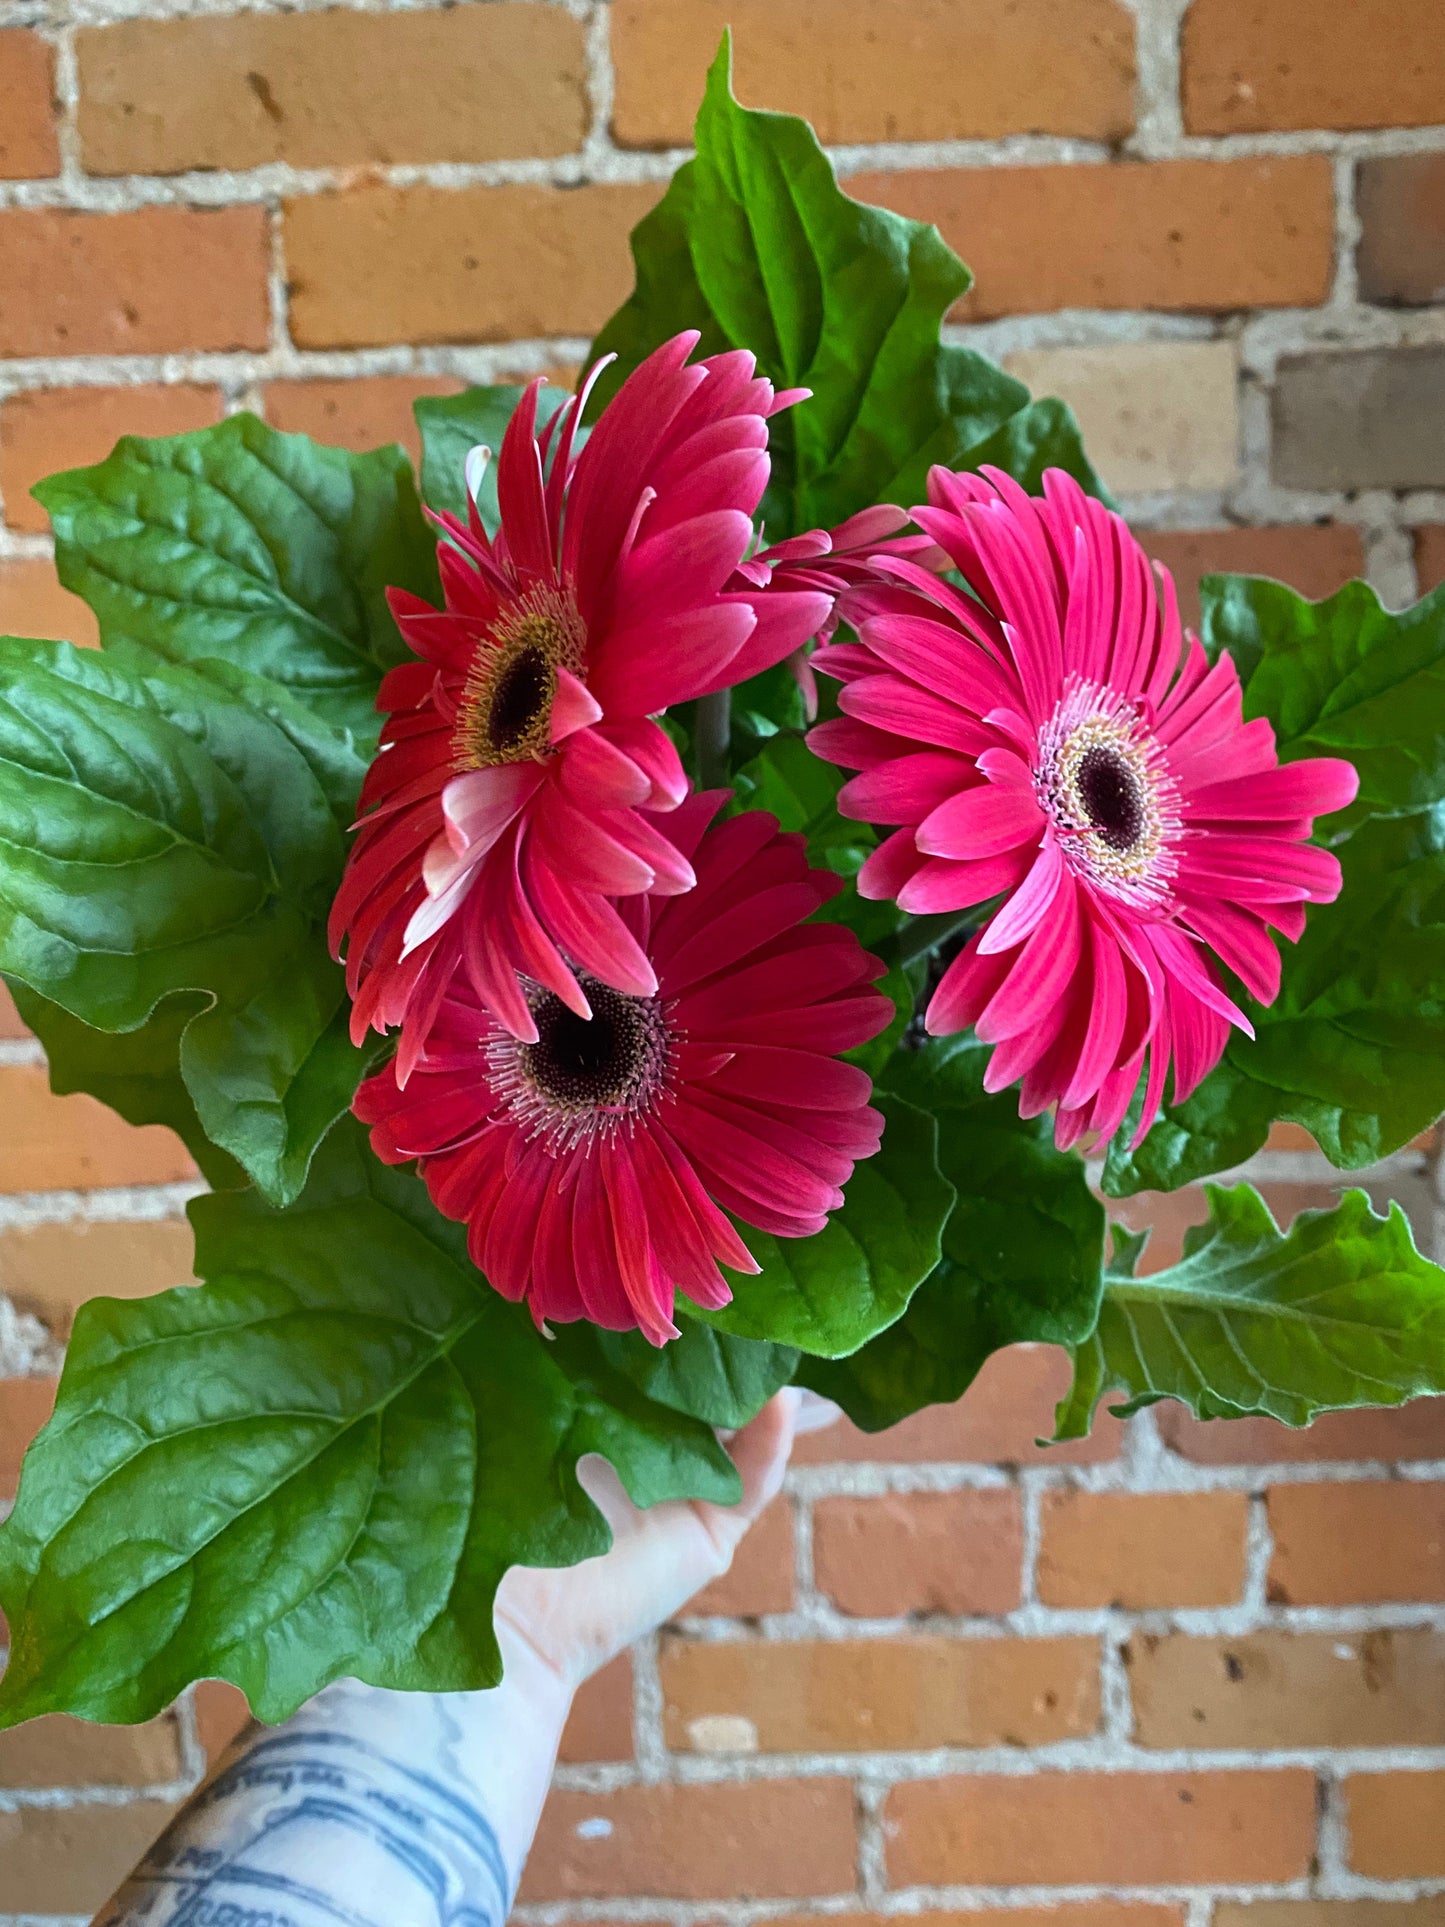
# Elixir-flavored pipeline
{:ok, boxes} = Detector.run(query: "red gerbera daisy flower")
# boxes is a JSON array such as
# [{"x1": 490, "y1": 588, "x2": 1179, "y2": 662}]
[
  {"x1": 809, "y1": 465, "x2": 1359, "y2": 1150},
  {"x1": 354, "y1": 795, "x2": 893, "y2": 1344},
  {"x1": 330, "y1": 332, "x2": 832, "y2": 1077}
]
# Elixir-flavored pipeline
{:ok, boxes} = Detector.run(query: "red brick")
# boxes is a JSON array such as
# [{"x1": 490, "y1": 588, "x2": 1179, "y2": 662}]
[
  {"x1": 521, "y1": 1778, "x2": 857, "y2": 1901},
  {"x1": 1128, "y1": 1629, "x2": 1445, "y2": 1748},
  {"x1": 284, "y1": 183, "x2": 659, "y2": 350},
  {"x1": 559, "y1": 1654, "x2": 633, "y2": 1764},
  {"x1": 1037, "y1": 1491, "x2": 1249, "y2": 1609},
  {"x1": 611, "y1": 0, "x2": 1135, "y2": 146},
  {"x1": 757, "y1": 1910, "x2": 1187, "y2": 1927},
  {"x1": 0, "y1": 1800, "x2": 179, "y2": 1914},
  {"x1": 1268, "y1": 1481, "x2": 1445, "y2": 1603},
  {"x1": 193, "y1": 1678, "x2": 253, "y2": 1767},
  {"x1": 1183, "y1": 0, "x2": 1445, "y2": 134},
  {"x1": 1, "y1": 384, "x2": 225, "y2": 535},
  {"x1": 812, "y1": 1490, "x2": 1023, "y2": 1617},
  {"x1": 885, "y1": 1770, "x2": 1317, "y2": 1887},
  {"x1": 0, "y1": 1711, "x2": 182, "y2": 1788},
  {"x1": 1217, "y1": 1906, "x2": 1445, "y2": 1927},
  {"x1": 0, "y1": 204, "x2": 270, "y2": 357},
  {"x1": 848, "y1": 158, "x2": 1332, "y2": 321},
  {"x1": 687, "y1": 1495, "x2": 794, "y2": 1617},
  {"x1": 77, "y1": 5, "x2": 587, "y2": 174},
  {"x1": 263, "y1": 375, "x2": 463, "y2": 469},
  {"x1": 792, "y1": 1344, "x2": 1123, "y2": 1466},
  {"x1": 1143, "y1": 524, "x2": 1366, "y2": 634},
  {"x1": 1347, "y1": 1773, "x2": 1445, "y2": 1876},
  {"x1": 1358, "y1": 155, "x2": 1445, "y2": 307},
  {"x1": 660, "y1": 1634, "x2": 1099, "y2": 1752},
  {"x1": 1159, "y1": 1397, "x2": 1445, "y2": 1465},
  {"x1": 1417, "y1": 527, "x2": 1445, "y2": 595},
  {"x1": 0, "y1": 29, "x2": 59, "y2": 179},
  {"x1": 0, "y1": 557, "x2": 100, "y2": 647},
  {"x1": 0, "y1": 1065, "x2": 197, "y2": 1194},
  {"x1": 1, "y1": 1376, "x2": 57, "y2": 1501},
  {"x1": 0, "y1": 983, "x2": 28, "y2": 1038},
  {"x1": 0, "y1": 1216, "x2": 196, "y2": 1334}
]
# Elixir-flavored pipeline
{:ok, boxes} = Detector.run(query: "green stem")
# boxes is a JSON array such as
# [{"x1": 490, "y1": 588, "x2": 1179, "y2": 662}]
[
  {"x1": 882, "y1": 907, "x2": 987, "y2": 971},
  {"x1": 695, "y1": 689, "x2": 732, "y2": 790}
]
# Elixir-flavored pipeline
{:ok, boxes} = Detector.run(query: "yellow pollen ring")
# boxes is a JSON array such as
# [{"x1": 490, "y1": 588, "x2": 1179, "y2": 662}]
[{"x1": 452, "y1": 586, "x2": 586, "y2": 773}]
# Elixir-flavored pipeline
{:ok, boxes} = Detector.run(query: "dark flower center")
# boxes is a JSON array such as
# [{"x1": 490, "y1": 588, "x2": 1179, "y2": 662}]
[
  {"x1": 521, "y1": 981, "x2": 666, "y2": 1115},
  {"x1": 487, "y1": 644, "x2": 551, "y2": 756},
  {"x1": 1076, "y1": 745, "x2": 1146, "y2": 852},
  {"x1": 453, "y1": 589, "x2": 587, "y2": 772}
]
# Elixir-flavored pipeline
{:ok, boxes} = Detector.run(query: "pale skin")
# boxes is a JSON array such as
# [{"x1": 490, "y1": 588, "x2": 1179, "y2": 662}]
[{"x1": 92, "y1": 1389, "x2": 820, "y2": 1927}]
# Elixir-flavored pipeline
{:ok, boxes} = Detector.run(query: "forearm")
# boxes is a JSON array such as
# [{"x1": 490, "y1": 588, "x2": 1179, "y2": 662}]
[{"x1": 93, "y1": 1638, "x2": 575, "y2": 1927}]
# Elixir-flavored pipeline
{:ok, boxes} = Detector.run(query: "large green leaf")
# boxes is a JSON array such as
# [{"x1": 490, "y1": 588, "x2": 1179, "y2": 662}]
[
  {"x1": 589, "y1": 38, "x2": 1106, "y2": 539},
  {"x1": 0, "y1": 1121, "x2": 737, "y2": 1728},
  {"x1": 1204, "y1": 576, "x2": 1445, "y2": 828},
  {"x1": 0, "y1": 638, "x2": 374, "y2": 1203},
  {"x1": 799, "y1": 1036, "x2": 1104, "y2": 1429},
  {"x1": 35, "y1": 414, "x2": 439, "y2": 746},
  {"x1": 693, "y1": 1093, "x2": 954, "y2": 1357},
  {"x1": 1057, "y1": 1184, "x2": 1445, "y2": 1437},
  {"x1": 600, "y1": 1323, "x2": 799, "y2": 1431},
  {"x1": 414, "y1": 384, "x2": 573, "y2": 532}
]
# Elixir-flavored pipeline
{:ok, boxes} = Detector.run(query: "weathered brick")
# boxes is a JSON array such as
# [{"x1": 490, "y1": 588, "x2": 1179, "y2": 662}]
[
  {"x1": 0, "y1": 1064, "x2": 197, "y2": 1194},
  {"x1": 885, "y1": 1770, "x2": 1317, "y2": 1886},
  {"x1": 1358, "y1": 155, "x2": 1445, "y2": 306},
  {"x1": 1143, "y1": 525, "x2": 1365, "y2": 633},
  {"x1": 78, "y1": 4, "x2": 587, "y2": 175},
  {"x1": 0, "y1": 1217, "x2": 196, "y2": 1333},
  {"x1": 1129, "y1": 1629, "x2": 1445, "y2": 1749},
  {"x1": 193, "y1": 1678, "x2": 252, "y2": 1767},
  {"x1": 1038, "y1": 1491, "x2": 1249, "y2": 1609},
  {"x1": 263, "y1": 375, "x2": 463, "y2": 468},
  {"x1": 1159, "y1": 1396, "x2": 1445, "y2": 1465},
  {"x1": 1002, "y1": 342, "x2": 1239, "y2": 496},
  {"x1": 1, "y1": 1375, "x2": 57, "y2": 1500},
  {"x1": 847, "y1": 158, "x2": 1332, "y2": 320},
  {"x1": 559, "y1": 1654, "x2": 634, "y2": 1764},
  {"x1": 1111, "y1": 1182, "x2": 1343, "y2": 1275},
  {"x1": 611, "y1": 0, "x2": 1135, "y2": 146},
  {"x1": 0, "y1": 28, "x2": 59, "y2": 179},
  {"x1": 0, "y1": 205, "x2": 270, "y2": 357},
  {"x1": 758, "y1": 1910, "x2": 1187, "y2": 1927},
  {"x1": 1, "y1": 384, "x2": 224, "y2": 535},
  {"x1": 1183, "y1": 0, "x2": 1445, "y2": 134},
  {"x1": 1347, "y1": 1772, "x2": 1445, "y2": 1877},
  {"x1": 792, "y1": 1343, "x2": 1122, "y2": 1466},
  {"x1": 1217, "y1": 1905, "x2": 1445, "y2": 1927},
  {"x1": 0, "y1": 557, "x2": 100, "y2": 647},
  {"x1": 0, "y1": 1711, "x2": 182, "y2": 1788},
  {"x1": 284, "y1": 183, "x2": 658, "y2": 350},
  {"x1": 0, "y1": 982, "x2": 28, "y2": 1038},
  {"x1": 0, "y1": 1800, "x2": 179, "y2": 1914},
  {"x1": 812, "y1": 1490, "x2": 1023, "y2": 1617},
  {"x1": 1272, "y1": 348, "x2": 1445, "y2": 492},
  {"x1": 660, "y1": 1634, "x2": 1098, "y2": 1754},
  {"x1": 1417, "y1": 527, "x2": 1445, "y2": 595},
  {"x1": 686, "y1": 1495, "x2": 794, "y2": 1617},
  {"x1": 521, "y1": 1779, "x2": 857, "y2": 1900},
  {"x1": 1268, "y1": 1481, "x2": 1445, "y2": 1603}
]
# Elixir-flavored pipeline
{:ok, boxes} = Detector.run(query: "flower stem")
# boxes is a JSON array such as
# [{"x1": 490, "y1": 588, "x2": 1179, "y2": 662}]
[{"x1": 695, "y1": 690, "x2": 732, "y2": 790}]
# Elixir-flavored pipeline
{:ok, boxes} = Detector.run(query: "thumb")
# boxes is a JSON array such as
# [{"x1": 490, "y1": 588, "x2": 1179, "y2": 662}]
[{"x1": 694, "y1": 1387, "x2": 800, "y2": 1565}]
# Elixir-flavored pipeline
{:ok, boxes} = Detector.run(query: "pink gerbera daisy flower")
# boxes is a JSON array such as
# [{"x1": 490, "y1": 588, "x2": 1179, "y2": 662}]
[
  {"x1": 354, "y1": 795, "x2": 893, "y2": 1344},
  {"x1": 809, "y1": 465, "x2": 1360, "y2": 1150},
  {"x1": 330, "y1": 332, "x2": 832, "y2": 1077}
]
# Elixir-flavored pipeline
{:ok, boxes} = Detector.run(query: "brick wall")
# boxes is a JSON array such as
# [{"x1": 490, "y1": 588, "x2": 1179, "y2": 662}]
[{"x1": 2, "y1": 0, "x2": 1445, "y2": 1919}]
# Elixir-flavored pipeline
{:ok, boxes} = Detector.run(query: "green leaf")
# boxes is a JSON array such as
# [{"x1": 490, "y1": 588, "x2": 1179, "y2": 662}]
[
  {"x1": 0, "y1": 638, "x2": 373, "y2": 1203},
  {"x1": 0, "y1": 1120, "x2": 738, "y2": 1728},
  {"x1": 599, "y1": 1323, "x2": 799, "y2": 1431},
  {"x1": 1057, "y1": 1184, "x2": 1445, "y2": 1438},
  {"x1": 35, "y1": 414, "x2": 439, "y2": 746},
  {"x1": 799, "y1": 1035, "x2": 1104, "y2": 1429},
  {"x1": 589, "y1": 38, "x2": 1106, "y2": 539},
  {"x1": 732, "y1": 731, "x2": 873, "y2": 875},
  {"x1": 414, "y1": 385, "x2": 573, "y2": 533},
  {"x1": 694, "y1": 1093, "x2": 954, "y2": 1357},
  {"x1": 1204, "y1": 575, "x2": 1445, "y2": 829},
  {"x1": 1105, "y1": 802, "x2": 1445, "y2": 1195}
]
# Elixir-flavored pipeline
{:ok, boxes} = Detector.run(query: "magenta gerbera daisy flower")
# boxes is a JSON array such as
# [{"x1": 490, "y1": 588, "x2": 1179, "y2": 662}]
[
  {"x1": 329, "y1": 332, "x2": 832, "y2": 1077},
  {"x1": 354, "y1": 795, "x2": 893, "y2": 1344},
  {"x1": 809, "y1": 465, "x2": 1360, "y2": 1150}
]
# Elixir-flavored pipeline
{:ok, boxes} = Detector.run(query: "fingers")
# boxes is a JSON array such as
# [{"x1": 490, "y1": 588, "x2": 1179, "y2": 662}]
[
  {"x1": 693, "y1": 1388, "x2": 800, "y2": 1567},
  {"x1": 795, "y1": 1390, "x2": 844, "y2": 1435}
]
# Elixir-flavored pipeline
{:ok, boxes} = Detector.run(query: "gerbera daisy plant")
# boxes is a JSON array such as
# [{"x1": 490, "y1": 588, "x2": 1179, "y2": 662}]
[{"x1": 1, "y1": 40, "x2": 1444, "y2": 1729}]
